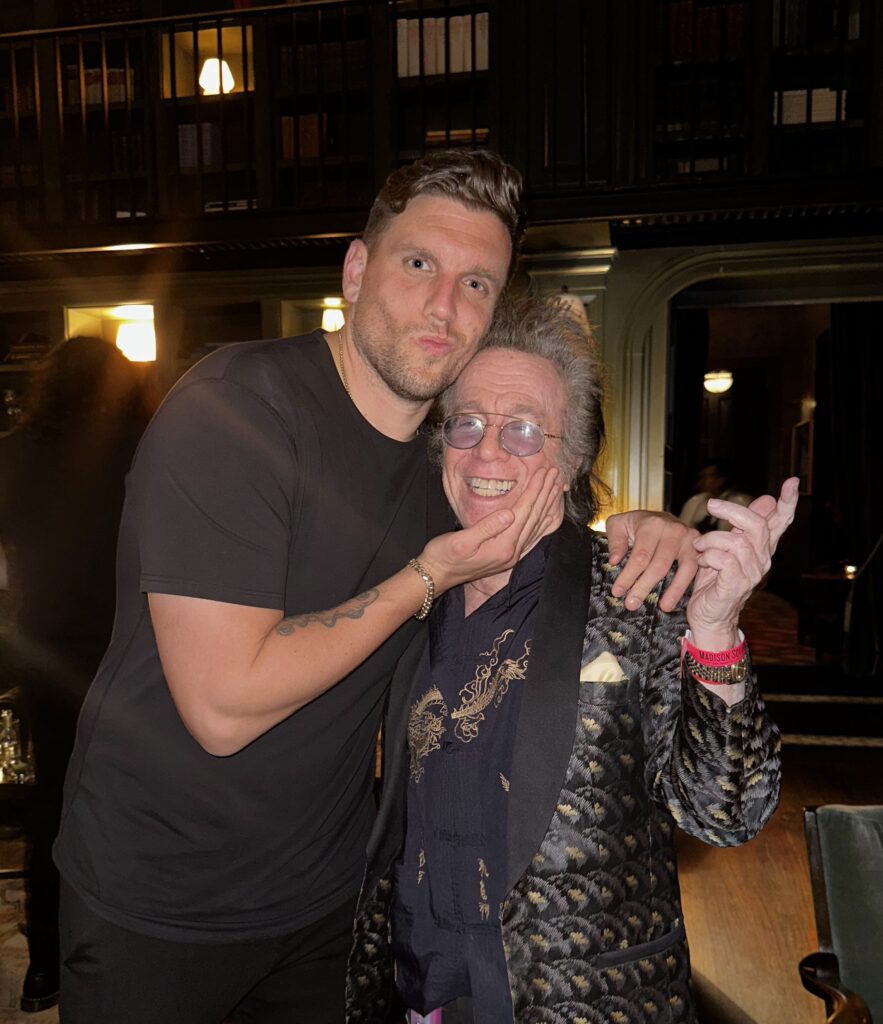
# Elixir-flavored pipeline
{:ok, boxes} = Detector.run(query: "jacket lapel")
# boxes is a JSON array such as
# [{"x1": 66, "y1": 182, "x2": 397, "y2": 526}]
[{"x1": 505, "y1": 520, "x2": 593, "y2": 893}]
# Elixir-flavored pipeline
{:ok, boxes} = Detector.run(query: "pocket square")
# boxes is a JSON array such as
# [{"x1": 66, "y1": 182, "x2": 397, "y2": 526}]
[{"x1": 580, "y1": 652, "x2": 628, "y2": 684}]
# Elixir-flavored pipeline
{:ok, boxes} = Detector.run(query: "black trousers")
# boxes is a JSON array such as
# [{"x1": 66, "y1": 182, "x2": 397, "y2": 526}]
[{"x1": 59, "y1": 883, "x2": 356, "y2": 1024}]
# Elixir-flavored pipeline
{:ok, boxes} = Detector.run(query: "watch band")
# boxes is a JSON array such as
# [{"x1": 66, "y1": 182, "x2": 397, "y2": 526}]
[{"x1": 683, "y1": 649, "x2": 749, "y2": 685}]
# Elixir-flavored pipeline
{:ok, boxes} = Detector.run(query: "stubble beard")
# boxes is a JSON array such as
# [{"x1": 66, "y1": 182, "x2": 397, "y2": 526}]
[{"x1": 349, "y1": 304, "x2": 470, "y2": 404}]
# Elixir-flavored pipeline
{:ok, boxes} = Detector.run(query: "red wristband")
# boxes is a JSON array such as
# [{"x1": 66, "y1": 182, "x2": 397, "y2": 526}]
[{"x1": 682, "y1": 635, "x2": 746, "y2": 666}]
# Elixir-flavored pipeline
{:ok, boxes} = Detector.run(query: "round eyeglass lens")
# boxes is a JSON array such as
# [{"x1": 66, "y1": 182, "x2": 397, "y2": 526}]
[
  {"x1": 443, "y1": 415, "x2": 485, "y2": 449},
  {"x1": 499, "y1": 420, "x2": 545, "y2": 456}
]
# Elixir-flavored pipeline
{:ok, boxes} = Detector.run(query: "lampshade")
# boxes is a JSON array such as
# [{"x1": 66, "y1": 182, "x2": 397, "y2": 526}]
[
  {"x1": 321, "y1": 309, "x2": 345, "y2": 332},
  {"x1": 703, "y1": 370, "x2": 733, "y2": 394},
  {"x1": 199, "y1": 58, "x2": 235, "y2": 96},
  {"x1": 116, "y1": 321, "x2": 157, "y2": 362}
]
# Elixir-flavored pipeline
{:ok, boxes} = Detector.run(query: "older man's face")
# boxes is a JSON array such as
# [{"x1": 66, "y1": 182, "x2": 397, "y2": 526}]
[{"x1": 442, "y1": 349, "x2": 568, "y2": 532}]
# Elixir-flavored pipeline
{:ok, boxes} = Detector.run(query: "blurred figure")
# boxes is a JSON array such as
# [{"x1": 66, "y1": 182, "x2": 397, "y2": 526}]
[
  {"x1": 0, "y1": 336, "x2": 153, "y2": 1013},
  {"x1": 679, "y1": 458, "x2": 753, "y2": 533}
]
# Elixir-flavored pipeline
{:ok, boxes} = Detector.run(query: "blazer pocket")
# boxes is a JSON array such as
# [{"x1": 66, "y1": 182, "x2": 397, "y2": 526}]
[
  {"x1": 589, "y1": 921, "x2": 686, "y2": 968},
  {"x1": 579, "y1": 652, "x2": 628, "y2": 684}
]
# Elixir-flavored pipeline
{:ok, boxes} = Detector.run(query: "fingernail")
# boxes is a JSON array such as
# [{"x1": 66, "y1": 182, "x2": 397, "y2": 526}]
[{"x1": 626, "y1": 595, "x2": 642, "y2": 610}]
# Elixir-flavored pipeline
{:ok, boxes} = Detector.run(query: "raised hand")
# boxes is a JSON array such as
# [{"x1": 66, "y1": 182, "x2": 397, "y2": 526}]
[
  {"x1": 419, "y1": 467, "x2": 565, "y2": 593},
  {"x1": 687, "y1": 478, "x2": 800, "y2": 650},
  {"x1": 607, "y1": 511, "x2": 700, "y2": 612}
]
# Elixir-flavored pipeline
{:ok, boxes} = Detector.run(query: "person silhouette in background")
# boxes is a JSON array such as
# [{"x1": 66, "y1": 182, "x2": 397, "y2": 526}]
[
  {"x1": 0, "y1": 336, "x2": 154, "y2": 1013},
  {"x1": 678, "y1": 458, "x2": 753, "y2": 534}
]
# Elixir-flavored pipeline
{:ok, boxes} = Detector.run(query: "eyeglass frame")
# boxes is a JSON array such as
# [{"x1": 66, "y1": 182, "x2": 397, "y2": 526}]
[{"x1": 441, "y1": 412, "x2": 562, "y2": 457}]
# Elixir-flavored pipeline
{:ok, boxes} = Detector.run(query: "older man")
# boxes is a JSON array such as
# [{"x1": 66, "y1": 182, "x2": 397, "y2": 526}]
[{"x1": 347, "y1": 298, "x2": 796, "y2": 1023}]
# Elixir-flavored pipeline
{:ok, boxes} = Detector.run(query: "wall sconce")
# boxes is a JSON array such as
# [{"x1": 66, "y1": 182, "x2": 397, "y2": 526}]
[
  {"x1": 703, "y1": 370, "x2": 733, "y2": 394},
  {"x1": 116, "y1": 321, "x2": 157, "y2": 362},
  {"x1": 321, "y1": 297, "x2": 345, "y2": 333},
  {"x1": 199, "y1": 58, "x2": 235, "y2": 95}
]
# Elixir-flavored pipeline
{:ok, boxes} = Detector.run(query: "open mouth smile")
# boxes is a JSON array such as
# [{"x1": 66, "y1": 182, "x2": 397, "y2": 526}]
[{"x1": 466, "y1": 477, "x2": 515, "y2": 497}]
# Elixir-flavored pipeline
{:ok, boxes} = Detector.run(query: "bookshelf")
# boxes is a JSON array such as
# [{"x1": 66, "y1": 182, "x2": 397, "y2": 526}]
[
  {"x1": 270, "y1": 4, "x2": 373, "y2": 209},
  {"x1": 654, "y1": 0, "x2": 750, "y2": 179},
  {"x1": 769, "y1": 0, "x2": 869, "y2": 175},
  {"x1": 0, "y1": 46, "x2": 43, "y2": 223},
  {"x1": 161, "y1": 23, "x2": 258, "y2": 216},
  {"x1": 56, "y1": 33, "x2": 151, "y2": 221},
  {"x1": 0, "y1": 310, "x2": 52, "y2": 432},
  {"x1": 391, "y1": 2, "x2": 492, "y2": 160}
]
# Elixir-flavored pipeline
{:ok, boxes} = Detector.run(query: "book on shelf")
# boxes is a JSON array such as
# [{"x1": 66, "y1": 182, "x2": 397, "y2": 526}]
[
  {"x1": 281, "y1": 41, "x2": 368, "y2": 93},
  {"x1": 425, "y1": 127, "x2": 489, "y2": 147},
  {"x1": 423, "y1": 18, "x2": 439, "y2": 75},
  {"x1": 111, "y1": 133, "x2": 145, "y2": 175},
  {"x1": 204, "y1": 198, "x2": 253, "y2": 213},
  {"x1": 475, "y1": 12, "x2": 489, "y2": 71},
  {"x1": 408, "y1": 19, "x2": 420, "y2": 76},
  {"x1": 658, "y1": 1, "x2": 746, "y2": 60},
  {"x1": 280, "y1": 112, "x2": 328, "y2": 161},
  {"x1": 676, "y1": 156, "x2": 727, "y2": 174},
  {"x1": 396, "y1": 12, "x2": 489, "y2": 77},
  {"x1": 772, "y1": 0, "x2": 861, "y2": 47},
  {"x1": 178, "y1": 123, "x2": 222, "y2": 168},
  {"x1": 0, "y1": 163, "x2": 37, "y2": 188},
  {"x1": 772, "y1": 88, "x2": 847, "y2": 125},
  {"x1": 397, "y1": 19, "x2": 409, "y2": 77},
  {"x1": 64, "y1": 66, "x2": 135, "y2": 106},
  {"x1": 3, "y1": 338, "x2": 47, "y2": 363},
  {"x1": 0, "y1": 83, "x2": 37, "y2": 116},
  {"x1": 448, "y1": 16, "x2": 465, "y2": 73}
]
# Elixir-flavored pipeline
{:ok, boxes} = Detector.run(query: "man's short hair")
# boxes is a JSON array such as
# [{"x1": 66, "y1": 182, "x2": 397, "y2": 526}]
[
  {"x1": 362, "y1": 149, "x2": 526, "y2": 278},
  {"x1": 431, "y1": 296, "x2": 610, "y2": 525}
]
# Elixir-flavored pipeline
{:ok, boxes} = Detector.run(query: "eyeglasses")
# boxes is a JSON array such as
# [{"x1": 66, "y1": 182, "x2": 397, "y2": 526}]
[{"x1": 442, "y1": 413, "x2": 561, "y2": 457}]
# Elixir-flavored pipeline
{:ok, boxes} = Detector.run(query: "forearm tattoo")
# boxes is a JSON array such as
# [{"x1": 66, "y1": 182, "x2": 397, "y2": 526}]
[{"x1": 274, "y1": 588, "x2": 379, "y2": 635}]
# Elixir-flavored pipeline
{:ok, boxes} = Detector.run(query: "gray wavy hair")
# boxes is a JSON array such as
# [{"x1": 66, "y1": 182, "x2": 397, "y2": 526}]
[{"x1": 428, "y1": 295, "x2": 609, "y2": 524}]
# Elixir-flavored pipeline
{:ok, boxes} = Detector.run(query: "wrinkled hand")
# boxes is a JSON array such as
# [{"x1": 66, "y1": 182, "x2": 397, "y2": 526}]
[
  {"x1": 607, "y1": 511, "x2": 700, "y2": 612},
  {"x1": 687, "y1": 478, "x2": 800, "y2": 649},
  {"x1": 419, "y1": 468, "x2": 564, "y2": 593}
]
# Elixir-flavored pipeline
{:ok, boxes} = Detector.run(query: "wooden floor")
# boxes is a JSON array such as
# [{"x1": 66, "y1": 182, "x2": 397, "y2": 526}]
[
  {"x1": 0, "y1": 746, "x2": 879, "y2": 1022},
  {"x1": 678, "y1": 744, "x2": 883, "y2": 1024}
]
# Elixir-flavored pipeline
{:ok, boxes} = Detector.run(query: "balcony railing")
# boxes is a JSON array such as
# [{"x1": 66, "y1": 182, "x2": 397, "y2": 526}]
[{"x1": 0, "y1": 0, "x2": 878, "y2": 239}]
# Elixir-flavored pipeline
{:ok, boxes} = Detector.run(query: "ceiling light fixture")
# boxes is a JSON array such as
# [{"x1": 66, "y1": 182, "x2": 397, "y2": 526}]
[{"x1": 703, "y1": 370, "x2": 734, "y2": 394}]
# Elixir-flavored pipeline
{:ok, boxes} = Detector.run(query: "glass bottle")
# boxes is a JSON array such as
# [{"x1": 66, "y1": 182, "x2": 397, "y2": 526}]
[{"x1": 0, "y1": 709, "x2": 21, "y2": 780}]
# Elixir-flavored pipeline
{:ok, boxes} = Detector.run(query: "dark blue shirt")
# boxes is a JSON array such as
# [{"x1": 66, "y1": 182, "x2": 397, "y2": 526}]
[{"x1": 391, "y1": 539, "x2": 549, "y2": 1020}]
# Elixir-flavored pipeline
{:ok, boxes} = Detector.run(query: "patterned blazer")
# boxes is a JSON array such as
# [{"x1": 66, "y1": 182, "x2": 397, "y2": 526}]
[{"x1": 346, "y1": 520, "x2": 781, "y2": 1023}]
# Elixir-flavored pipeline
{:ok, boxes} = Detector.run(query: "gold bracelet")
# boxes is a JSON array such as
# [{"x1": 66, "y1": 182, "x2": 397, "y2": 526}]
[{"x1": 407, "y1": 558, "x2": 435, "y2": 621}]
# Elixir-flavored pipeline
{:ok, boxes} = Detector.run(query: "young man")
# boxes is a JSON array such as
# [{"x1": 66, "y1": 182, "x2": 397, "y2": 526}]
[{"x1": 54, "y1": 151, "x2": 696, "y2": 1023}]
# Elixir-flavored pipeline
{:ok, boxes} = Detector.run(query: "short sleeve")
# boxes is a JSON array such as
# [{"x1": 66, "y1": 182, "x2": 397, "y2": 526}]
[{"x1": 134, "y1": 377, "x2": 297, "y2": 609}]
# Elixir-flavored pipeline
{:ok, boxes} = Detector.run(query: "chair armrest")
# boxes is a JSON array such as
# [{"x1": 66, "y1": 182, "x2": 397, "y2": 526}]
[{"x1": 799, "y1": 952, "x2": 872, "y2": 1024}]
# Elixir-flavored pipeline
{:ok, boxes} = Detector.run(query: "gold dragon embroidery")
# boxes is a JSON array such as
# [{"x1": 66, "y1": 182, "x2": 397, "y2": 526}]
[
  {"x1": 451, "y1": 630, "x2": 531, "y2": 743},
  {"x1": 407, "y1": 686, "x2": 449, "y2": 783}
]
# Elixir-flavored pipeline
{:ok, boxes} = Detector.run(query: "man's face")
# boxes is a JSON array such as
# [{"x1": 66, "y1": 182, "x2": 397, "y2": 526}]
[
  {"x1": 342, "y1": 195, "x2": 512, "y2": 402},
  {"x1": 697, "y1": 465, "x2": 725, "y2": 496},
  {"x1": 442, "y1": 349, "x2": 568, "y2": 531}
]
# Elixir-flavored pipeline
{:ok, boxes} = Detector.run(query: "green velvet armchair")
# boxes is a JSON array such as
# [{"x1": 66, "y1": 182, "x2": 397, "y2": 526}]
[{"x1": 800, "y1": 805, "x2": 882, "y2": 1023}]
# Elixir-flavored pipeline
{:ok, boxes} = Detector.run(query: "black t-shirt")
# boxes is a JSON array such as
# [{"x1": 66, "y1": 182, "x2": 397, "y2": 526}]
[{"x1": 54, "y1": 331, "x2": 438, "y2": 942}]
